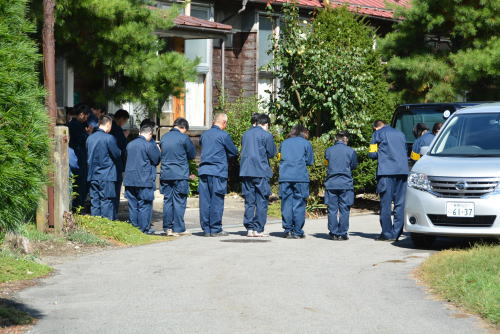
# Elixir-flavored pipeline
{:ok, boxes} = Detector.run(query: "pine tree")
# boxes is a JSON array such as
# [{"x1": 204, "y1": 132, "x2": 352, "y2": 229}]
[{"x1": 0, "y1": 0, "x2": 49, "y2": 233}]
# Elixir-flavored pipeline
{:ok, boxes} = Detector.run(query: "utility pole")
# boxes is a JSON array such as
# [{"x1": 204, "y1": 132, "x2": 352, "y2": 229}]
[{"x1": 42, "y1": 0, "x2": 57, "y2": 229}]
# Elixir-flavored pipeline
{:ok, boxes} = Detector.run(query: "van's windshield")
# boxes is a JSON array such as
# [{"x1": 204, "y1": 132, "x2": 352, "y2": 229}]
[
  {"x1": 394, "y1": 108, "x2": 450, "y2": 143},
  {"x1": 430, "y1": 113, "x2": 500, "y2": 157}
]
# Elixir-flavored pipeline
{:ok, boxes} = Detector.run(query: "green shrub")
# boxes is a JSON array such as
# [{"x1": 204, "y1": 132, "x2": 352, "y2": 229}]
[
  {"x1": 0, "y1": 0, "x2": 49, "y2": 234},
  {"x1": 352, "y1": 150, "x2": 377, "y2": 193}
]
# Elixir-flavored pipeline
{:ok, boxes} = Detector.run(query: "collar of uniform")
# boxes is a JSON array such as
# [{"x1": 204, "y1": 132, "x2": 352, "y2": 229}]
[
  {"x1": 335, "y1": 140, "x2": 345, "y2": 145},
  {"x1": 211, "y1": 124, "x2": 221, "y2": 130},
  {"x1": 171, "y1": 127, "x2": 180, "y2": 133},
  {"x1": 95, "y1": 128, "x2": 105, "y2": 134},
  {"x1": 138, "y1": 135, "x2": 147, "y2": 141}
]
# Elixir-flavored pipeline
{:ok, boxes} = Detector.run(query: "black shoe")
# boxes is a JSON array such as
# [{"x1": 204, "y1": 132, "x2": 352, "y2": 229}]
[
  {"x1": 144, "y1": 230, "x2": 156, "y2": 235},
  {"x1": 211, "y1": 231, "x2": 229, "y2": 237},
  {"x1": 375, "y1": 235, "x2": 395, "y2": 242},
  {"x1": 284, "y1": 232, "x2": 292, "y2": 239},
  {"x1": 292, "y1": 234, "x2": 306, "y2": 239},
  {"x1": 339, "y1": 235, "x2": 349, "y2": 241},
  {"x1": 330, "y1": 234, "x2": 339, "y2": 240}
]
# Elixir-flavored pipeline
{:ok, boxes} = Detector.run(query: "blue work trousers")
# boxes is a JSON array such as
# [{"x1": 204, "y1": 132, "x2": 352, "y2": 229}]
[
  {"x1": 280, "y1": 182, "x2": 309, "y2": 237},
  {"x1": 198, "y1": 175, "x2": 227, "y2": 234},
  {"x1": 325, "y1": 189, "x2": 354, "y2": 237},
  {"x1": 377, "y1": 176, "x2": 407, "y2": 239},
  {"x1": 161, "y1": 180, "x2": 189, "y2": 233},
  {"x1": 125, "y1": 186, "x2": 154, "y2": 233},
  {"x1": 242, "y1": 177, "x2": 270, "y2": 233},
  {"x1": 89, "y1": 180, "x2": 116, "y2": 221}
]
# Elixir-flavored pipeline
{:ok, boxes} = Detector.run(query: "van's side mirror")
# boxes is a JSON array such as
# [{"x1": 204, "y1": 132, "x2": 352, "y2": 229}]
[{"x1": 420, "y1": 146, "x2": 430, "y2": 156}]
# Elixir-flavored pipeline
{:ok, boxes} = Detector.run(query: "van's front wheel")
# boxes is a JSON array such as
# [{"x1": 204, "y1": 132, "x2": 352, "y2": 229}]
[{"x1": 410, "y1": 233, "x2": 436, "y2": 248}]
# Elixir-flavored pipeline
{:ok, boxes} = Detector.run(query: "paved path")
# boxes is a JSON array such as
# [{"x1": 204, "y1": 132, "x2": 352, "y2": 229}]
[{"x1": 19, "y1": 215, "x2": 486, "y2": 334}]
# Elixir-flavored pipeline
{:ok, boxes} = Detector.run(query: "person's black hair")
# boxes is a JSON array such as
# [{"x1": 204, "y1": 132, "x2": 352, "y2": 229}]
[
  {"x1": 74, "y1": 103, "x2": 91, "y2": 116},
  {"x1": 173, "y1": 117, "x2": 189, "y2": 130},
  {"x1": 99, "y1": 115, "x2": 113, "y2": 126},
  {"x1": 336, "y1": 131, "x2": 349, "y2": 141},
  {"x1": 288, "y1": 124, "x2": 309, "y2": 139},
  {"x1": 372, "y1": 120, "x2": 385, "y2": 129},
  {"x1": 140, "y1": 118, "x2": 156, "y2": 128},
  {"x1": 251, "y1": 113, "x2": 260, "y2": 125},
  {"x1": 114, "y1": 109, "x2": 130, "y2": 120},
  {"x1": 432, "y1": 122, "x2": 443, "y2": 135},
  {"x1": 140, "y1": 124, "x2": 154, "y2": 135},
  {"x1": 413, "y1": 122, "x2": 429, "y2": 138},
  {"x1": 257, "y1": 113, "x2": 271, "y2": 126},
  {"x1": 66, "y1": 106, "x2": 77, "y2": 117}
]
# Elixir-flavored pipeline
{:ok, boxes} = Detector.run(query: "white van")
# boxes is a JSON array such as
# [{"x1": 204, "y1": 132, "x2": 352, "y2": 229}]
[{"x1": 404, "y1": 103, "x2": 500, "y2": 247}]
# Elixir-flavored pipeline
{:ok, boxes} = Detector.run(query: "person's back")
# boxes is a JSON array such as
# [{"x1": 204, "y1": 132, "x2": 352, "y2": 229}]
[
  {"x1": 199, "y1": 124, "x2": 237, "y2": 178},
  {"x1": 369, "y1": 125, "x2": 408, "y2": 176},
  {"x1": 411, "y1": 132, "x2": 435, "y2": 160},
  {"x1": 325, "y1": 141, "x2": 358, "y2": 190},
  {"x1": 124, "y1": 136, "x2": 159, "y2": 188},
  {"x1": 160, "y1": 128, "x2": 195, "y2": 181},
  {"x1": 279, "y1": 136, "x2": 314, "y2": 182},
  {"x1": 240, "y1": 126, "x2": 276, "y2": 178},
  {"x1": 86, "y1": 130, "x2": 120, "y2": 182}
]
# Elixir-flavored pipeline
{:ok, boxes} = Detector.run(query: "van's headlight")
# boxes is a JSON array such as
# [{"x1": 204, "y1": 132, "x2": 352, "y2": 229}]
[{"x1": 408, "y1": 172, "x2": 431, "y2": 191}]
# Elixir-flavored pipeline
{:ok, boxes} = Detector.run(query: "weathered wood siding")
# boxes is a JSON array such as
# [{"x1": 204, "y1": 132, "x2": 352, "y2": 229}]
[{"x1": 213, "y1": 31, "x2": 257, "y2": 106}]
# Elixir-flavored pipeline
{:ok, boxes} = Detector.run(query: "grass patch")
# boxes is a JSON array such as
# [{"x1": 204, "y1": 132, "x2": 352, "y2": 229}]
[
  {"x1": 0, "y1": 302, "x2": 34, "y2": 327},
  {"x1": 0, "y1": 250, "x2": 52, "y2": 284},
  {"x1": 418, "y1": 244, "x2": 500, "y2": 325},
  {"x1": 268, "y1": 201, "x2": 281, "y2": 218},
  {"x1": 67, "y1": 229, "x2": 109, "y2": 246},
  {"x1": 20, "y1": 224, "x2": 64, "y2": 243},
  {"x1": 75, "y1": 215, "x2": 168, "y2": 246}
]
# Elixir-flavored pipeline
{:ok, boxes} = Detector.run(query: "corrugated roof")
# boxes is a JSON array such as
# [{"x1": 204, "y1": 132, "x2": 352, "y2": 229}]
[{"x1": 174, "y1": 15, "x2": 232, "y2": 31}]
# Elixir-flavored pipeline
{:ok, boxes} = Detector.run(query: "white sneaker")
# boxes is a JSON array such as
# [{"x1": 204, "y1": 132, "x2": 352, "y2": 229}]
[
  {"x1": 178, "y1": 231, "x2": 192, "y2": 236},
  {"x1": 247, "y1": 230, "x2": 255, "y2": 237},
  {"x1": 166, "y1": 229, "x2": 180, "y2": 237},
  {"x1": 254, "y1": 231, "x2": 269, "y2": 237}
]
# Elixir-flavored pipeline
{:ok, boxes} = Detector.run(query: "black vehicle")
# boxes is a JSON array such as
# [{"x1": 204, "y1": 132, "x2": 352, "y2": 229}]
[{"x1": 390, "y1": 103, "x2": 481, "y2": 156}]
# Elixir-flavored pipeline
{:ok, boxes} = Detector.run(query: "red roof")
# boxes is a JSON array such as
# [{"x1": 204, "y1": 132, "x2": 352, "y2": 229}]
[
  {"x1": 256, "y1": 0, "x2": 410, "y2": 19},
  {"x1": 174, "y1": 15, "x2": 232, "y2": 31}
]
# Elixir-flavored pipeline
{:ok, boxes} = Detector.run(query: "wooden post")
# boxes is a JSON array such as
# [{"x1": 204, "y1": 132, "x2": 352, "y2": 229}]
[
  {"x1": 53, "y1": 126, "x2": 70, "y2": 234},
  {"x1": 42, "y1": 0, "x2": 57, "y2": 231},
  {"x1": 36, "y1": 186, "x2": 48, "y2": 232}
]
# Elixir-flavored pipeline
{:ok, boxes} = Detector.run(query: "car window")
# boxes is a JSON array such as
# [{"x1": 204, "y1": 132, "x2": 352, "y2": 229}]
[
  {"x1": 394, "y1": 109, "x2": 450, "y2": 143},
  {"x1": 431, "y1": 113, "x2": 500, "y2": 157}
]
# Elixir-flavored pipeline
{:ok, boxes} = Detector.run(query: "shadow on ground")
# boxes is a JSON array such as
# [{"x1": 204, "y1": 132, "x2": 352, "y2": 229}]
[{"x1": 0, "y1": 298, "x2": 44, "y2": 327}]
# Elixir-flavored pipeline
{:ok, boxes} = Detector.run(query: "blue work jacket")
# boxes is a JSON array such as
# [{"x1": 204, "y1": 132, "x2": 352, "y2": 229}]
[
  {"x1": 278, "y1": 136, "x2": 314, "y2": 183},
  {"x1": 124, "y1": 136, "x2": 161, "y2": 188},
  {"x1": 411, "y1": 132, "x2": 435, "y2": 161},
  {"x1": 109, "y1": 120, "x2": 128, "y2": 176},
  {"x1": 368, "y1": 126, "x2": 409, "y2": 176},
  {"x1": 68, "y1": 118, "x2": 88, "y2": 165},
  {"x1": 239, "y1": 126, "x2": 276, "y2": 178},
  {"x1": 199, "y1": 125, "x2": 238, "y2": 178},
  {"x1": 325, "y1": 141, "x2": 358, "y2": 190},
  {"x1": 160, "y1": 128, "x2": 196, "y2": 180},
  {"x1": 87, "y1": 113, "x2": 99, "y2": 132},
  {"x1": 86, "y1": 129, "x2": 121, "y2": 181}
]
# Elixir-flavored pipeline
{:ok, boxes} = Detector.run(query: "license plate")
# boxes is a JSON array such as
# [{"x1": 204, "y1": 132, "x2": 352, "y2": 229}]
[{"x1": 446, "y1": 202, "x2": 475, "y2": 217}]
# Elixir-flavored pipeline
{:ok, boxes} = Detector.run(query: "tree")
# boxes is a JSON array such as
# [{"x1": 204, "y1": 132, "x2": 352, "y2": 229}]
[
  {"x1": 380, "y1": 0, "x2": 500, "y2": 102},
  {"x1": 266, "y1": 4, "x2": 393, "y2": 143},
  {"x1": 30, "y1": 0, "x2": 197, "y2": 112},
  {"x1": 0, "y1": 0, "x2": 49, "y2": 233}
]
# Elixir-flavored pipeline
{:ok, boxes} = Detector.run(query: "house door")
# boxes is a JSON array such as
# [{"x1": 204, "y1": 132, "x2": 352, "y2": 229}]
[{"x1": 172, "y1": 37, "x2": 186, "y2": 120}]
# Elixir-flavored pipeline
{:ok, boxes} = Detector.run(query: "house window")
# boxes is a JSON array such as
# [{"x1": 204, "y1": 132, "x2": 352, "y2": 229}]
[
  {"x1": 183, "y1": 4, "x2": 212, "y2": 128},
  {"x1": 258, "y1": 14, "x2": 279, "y2": 105}
]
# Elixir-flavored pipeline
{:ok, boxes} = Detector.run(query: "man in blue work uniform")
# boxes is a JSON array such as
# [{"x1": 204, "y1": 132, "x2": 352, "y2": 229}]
[
  {"x1": 87, "y1": 105, "x2": 106, "y2": 133},
  {"x1": 325, "y1": 131, "x2": 358, "y2": 241},
  {"x1": 160, "y1": 118, "x2": 196, "y2": 237},
  {"x1": 124, "y1": 123, "x2": 161, "y2": 234},
  {"x1": 86, "y1": 115, "x2": 121, "y2": 220},
  {"x1": 411, "y1": 122, "x2": 442, "y2": 162},
  {"x1": 68, "y1": 103, "x2": 91, "y2": 209},
  {"x1": 369, "y1": 120, "x2": 409, "y2": 241},
  {"x1": 240, "y1": 114, "x2": 276, "y2": 237},
  {"x1": 198, "y1": 113, "x2": 238, "y2": 237},
  {"x1": 279, "y1": 125, "x2": 314, "y2": 239},
  {"x1": 109, "y1": 109, "x2": 130, "y2": 217}
]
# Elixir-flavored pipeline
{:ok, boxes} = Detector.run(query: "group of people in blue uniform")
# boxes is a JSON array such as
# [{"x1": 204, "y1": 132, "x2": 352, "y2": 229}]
[{"x1": 69, "y1": 104, "x2": 426, "y2": 242}]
